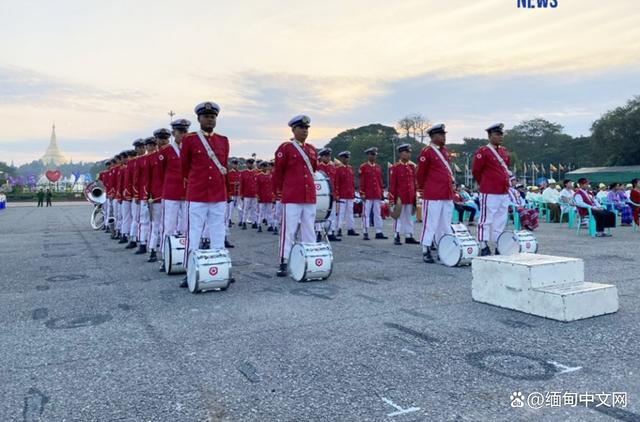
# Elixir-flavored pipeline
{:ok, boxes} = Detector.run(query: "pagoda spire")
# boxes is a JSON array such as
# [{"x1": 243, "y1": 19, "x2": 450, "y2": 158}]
[{"x1": 40, "y1": 123, "x2": 67, "y2": 167}]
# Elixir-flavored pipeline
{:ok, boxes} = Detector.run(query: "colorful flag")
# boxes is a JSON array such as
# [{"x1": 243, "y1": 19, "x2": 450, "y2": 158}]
[
  {"x1": 549, "y1": 164, "x2": 558, "y2": 172},
  {"x1": 559, "y1": 164, "x2": 565, "y2": 172},
  {"x1": 523, "y1": 162, "x2": 527, "y2": 173},
  {"x1": 454, "y1": 163, "x2": 462, "y2": 172},
  {"x1": 540, "y1": 163, "x2": 546, "y2": 173},
  {"x1": 531, "y1": 163, "x2": 539, "y2": 173}
]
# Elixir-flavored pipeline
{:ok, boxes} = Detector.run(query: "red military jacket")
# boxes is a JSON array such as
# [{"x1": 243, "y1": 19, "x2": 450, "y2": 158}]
[
  {"x1": 240, "y1": 168, "x2": 258, "y2": 198},
  {"x1": 359, "y1": 162, "x2": 383, "y2": 200},
  {"x1": 146, "y1": 150, "x2": 164, "y2": 201},
  {"x1": 158, "y1": 144, "x2": 185, "y2": 201},
  {"x1": 129, "y1": 156, "x2": 141, "y2": 200},
  {"x1": 273, "y1": 139, "x2": 317, "y2": 204},
  {"x1": 335, "y1": 164, "x2": 355, "y2": 200},
  {"x1": 416, "y1": 145, "x2": 455, "y2": 200},
  {"x1": 115, "y1": 165, "x2": 124, "y2": 200},
  {"x1": 389, "y1": 160, "x2": 417, "y2": 204},
  {"x1": 471, "y1": 144, "x2": 510, "y2": 194},
  {"x1": 317, "y1": 162, "x2": 337, "y2": 198},
  {"x1": 136, "y1": 154, "x2": 149, "y2": 200},
  {"x1": 123, "y1": 161, "x2": 134, "y2": 201},
  {"x1": 256, "y1": 172, "x2": 274, "y2": 203},
  {"x1": 106, "y1": 168, "x2": 116, "y2": 198},
  {"x1": 227, "y1": 168, "x2": 241, "y2": 197},
  {"x1": 181, "y1": 131, "x2": 229, "y2": 203}
]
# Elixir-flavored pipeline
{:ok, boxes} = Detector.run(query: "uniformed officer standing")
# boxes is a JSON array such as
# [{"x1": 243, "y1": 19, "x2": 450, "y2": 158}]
[
  {"x1": 472, "y1": 123, "x2": 511, "y2": 256},
  {"x1": 317, "y1": 148, "x2": 341, "y2": 241},
  {"x1": 119, "y1": 150, "x2": 137, "y2": 244},
  {"x1": 335, "y1": 151, "x2": 358, "y2": 237},
  {"x1": 416, "y1": 124, "x2": 455, "y2": 263},
  {"x1": 256, "y1": 161, "x2": 275, "y2": 232},
  {"x1": 389, "y1": 143, "x2": 419, "y2": 245},
  {"x1": 147, "y1": 131, "x2": 171, "y2": 261},
  {"x1": 135, "y1": 137, "x2": 155, "y2": 256},
  {"x1": 226, "y1": 158, "x2": 241, "y2": 227},
  {"x1": 127, "y1": 139, "x2": 146, "y2": 249},
  {"x1": 239, "y1": 158, "x2": 258, "y2": 229},
  {"x1": 273, "y1": 115, "x2": 318, "y2": 276},
  {"x1": 114, "y1": 152, "x2": 126, "y2": 239},
  {"x1": 180, "y1": 101, "x2": 231, "y2": 287},
  {"x1": 359, "y1": 147, "x2": 387, "y2": 240}
]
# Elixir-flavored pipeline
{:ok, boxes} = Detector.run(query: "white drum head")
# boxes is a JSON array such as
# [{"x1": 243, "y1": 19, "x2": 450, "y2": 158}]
[
  {"x1": 163, "y1": 235, "x2": 172, "y2": 273},
  {"x1": 288, "y1": 244, "x2": 307, "y2": 282},
  {"x1": 187, "y1": 252, "x2": 198, "y2": 293},
  {"x1": 438, "y1": 235, "x2": 462, "y2": 267},
  {"x1": 497, "y1": 231, "x2": 519, "y2": 255}
]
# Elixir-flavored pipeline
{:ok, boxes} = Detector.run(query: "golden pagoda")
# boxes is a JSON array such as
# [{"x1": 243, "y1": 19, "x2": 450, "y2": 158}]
[{"x1": 40, "y1": 124, "x2": 67, "y2": 167}]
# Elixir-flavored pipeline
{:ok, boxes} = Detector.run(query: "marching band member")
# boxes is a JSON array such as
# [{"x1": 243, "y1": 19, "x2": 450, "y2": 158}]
[
  {"x1": 226, "y1": 158, "x2": 241, "y2": 227},
  {"x1": 114, "y1": 152, "x2": 127, "y2": 240},
  {"x1": 389, "y1": 143, "x2": 419, "y2": 245},
  {"x1": 239, "y1": 158, "x2": 258, "y2": 229},
  {"x1": 256, "y1": 161, "x2": 275, "y2": 232},
  {"x1": 119, "y1": 150, "x2": 137, "y2": 244},
  {"x1": 317, "y1": 148, "x2": 340, "y2": 241},
  {"x1": 98, "y1": 160, "x2": 111, "y2": 233},
  {"x1": 106, "y1": 157, "x2": 119, "y2": 237},
  {"x1": 134, "y1": 139, "x2": 151, "y2": 255},
  {"x1": 359, "y1": 147, "x2": 387, "y2": 240},
  {"x1": 126, "y1": 140, "x2": 146, "y2": 250},
  {"x1": 181, "y1": 101, "x2": 231, "y2": 287},
  {"x1": 417, "y1": 124, "x2": 455, "y2": 263},
  {"x1": 146, "y1": 131, "x2": 171, "y2": 261},
  {"x1": 273, "y1": 115, "x2": 317, "y2": 277},
  {"x1": 335, "y1": 151, "x2": 358, "y2": 237},
  {"x1": 272, "y1": 160, "x2": 281, "y2": 235},
  {"x1": 472, "y1": 123, "x2": 511, "y2": 256}
]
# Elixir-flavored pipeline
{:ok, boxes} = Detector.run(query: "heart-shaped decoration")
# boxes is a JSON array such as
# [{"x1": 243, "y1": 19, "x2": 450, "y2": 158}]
[{"x1": 45, "y1": 170, "x2": 61, "y2": 182}]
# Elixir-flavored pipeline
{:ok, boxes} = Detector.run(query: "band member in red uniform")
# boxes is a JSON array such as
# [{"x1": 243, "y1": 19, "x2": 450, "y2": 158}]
[
  {"x1": 274, "y1": 115, "x2": 317, "y2": 276},
  {"x1": 98, "y1": 160, "x2": 112, "y2": 233},
  {"x1": 359, "y1": 147, "x2": 387, "y2": 240},
  {"x1": 120, "y1": 149, "x2": 137, "y2": 244},
  {"x1": 114, "y1": 152, "x2": 127, "y2": 239},
  {"x1": 335, "y1": 151, "x2": 358, "y2": 237},
  {"x1": 146, "y1": 130, "x2": 171, "y2": 261},
  {"x1": 416, "y1": 124, "x2": 455, "y2": 263},
  {"x1": 126, "y1": 139, "x2": 146, "y2": 250},
  {"x1": 317, "y1": 148, "x2": 341, "y2": 241},
  {"x1": 239, "y1": 158, "x2": 258, "y2": 229},
  {"x1": 472, "y1": 123, "x2": 511, "y2": 256},
  {"x1": 133, "y1": 137, "x2": 151, "y2": 256},
  {"x1": 573, "y1": 178, "x2": 616, "y2": 237},
  {"x1": 389, "y1": 143, "x2": 419, "y2": 245},
  {"x1": 226, "y1": 158, "x2": 241, "y2": 227},
  {"x1": 180, "y1": 101, "x2": 231, "y2": 287},
  {"x1": 256, "y1": 161, "x2": 275, "y2": 232}
]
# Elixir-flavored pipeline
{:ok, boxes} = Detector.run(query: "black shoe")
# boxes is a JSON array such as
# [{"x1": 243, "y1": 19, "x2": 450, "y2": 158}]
[
  {"x1": 135, "y1": 244, "x2": 148, "y2": 255},
  {"x1": 267, "y1": 226, "x2": 274, "y2": 232},
  {"x1": 118, "y1": 235, "x2": 128, "y2": 244},
  {"x1": 225, "y1": 239, "x2": 235, "y2": 248},
  {"x1": 276, "y1": 263, "x2": 287, "y2": 277},
  {"x1": 229, "y1": 277, "x2": 236, "y2": 283},
  {"x1": 363, "y1": 233, "x2": 370, "y2": 240},
  {"x1": 375, "y1": 233, "x2": 388, "y2": 240},
  {"x1": 228, "y1": 221, "x2": 232, "y2": 228},
  {"x1": 125, "y1": 241, "x2": 137, "y2": 249},
  {"x1": 347, "y1": 229, "x2": 359, "y2": 236},
  {"x1": 273, "y1": 227, "x2": 279, "y2": 235},
  {"x1": 242, "y1": 223, "x2": 247, "y2": 230},
  {"x1": 262, "y1": 218, "x2": 267, "y2": 225},
  {"x1": 394, "y1": 235, "x2": 402, "y2": 245},
  {"x1": 158, "y1": 262, "x2": 165, "y2": 272},
  {"x1": 179, "y1": 277, "x2": 188, "y2": 288},
  {"x1": 494, "y1": 249, "x2": 500, "y2": 256},
  {"x1": 423, "y1": 250, "x2": 435, "y2": 263},
  {"x1": 327, "y1": 234, "x2": 341, "y2": 241},
  {"x1": 480, "y1": 246, "x2": 492, "y2": 256},
  {"x1": 316, "y1": 233, "x2": 322, "y2": 243},
  {"x1": 115, "y1": 233, "x2": 122, "y2": 240},
  {"x1": 430, "y1": 244, "x2": 437, "y2": 251},
  {"x1": 257, "y1": 226, "x2": 263, "y2": 233},
  {"x1": 252, "y1": 222, "x2": 258, "y2": 229},
  {"x1": 405, "y1": 237, "x2": 419, "y2": 244},
  {"x1": 147, "y1": 250, "x2": 157, "y2": 262},
  {"x1": 337, "y1": 229, "x2": 343, "y2": 237}
]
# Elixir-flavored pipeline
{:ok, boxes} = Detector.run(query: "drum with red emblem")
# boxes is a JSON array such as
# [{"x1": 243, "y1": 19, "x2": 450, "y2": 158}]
[
  {"x1": 186, "y1": 249, "x2": 232, "y2": 293},
  {"x1": 288, "y1": 242, "x2": 333, "y2": 282},
  {"x1": 497, "y1": 230, "x2": 538, "y2": 256},
  {"x1": 164, "y1": 234, "x2": 187, "y2": 275}
]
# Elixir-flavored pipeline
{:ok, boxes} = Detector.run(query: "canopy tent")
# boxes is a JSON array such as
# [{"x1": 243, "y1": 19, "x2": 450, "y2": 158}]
[{"x1": 565, "y1": 166, "x2": 640, "y2": 185}]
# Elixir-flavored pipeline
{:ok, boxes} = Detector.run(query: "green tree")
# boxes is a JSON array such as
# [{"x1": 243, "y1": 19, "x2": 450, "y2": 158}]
[{"x1": 590, "y1": 96, "x2": 640, "y2": 166}]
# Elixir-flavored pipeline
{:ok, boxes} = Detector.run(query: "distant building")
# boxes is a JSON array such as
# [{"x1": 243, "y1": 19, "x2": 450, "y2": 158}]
[{"x1": 40, "y1": 124, "x2": 67, "y2": 167}]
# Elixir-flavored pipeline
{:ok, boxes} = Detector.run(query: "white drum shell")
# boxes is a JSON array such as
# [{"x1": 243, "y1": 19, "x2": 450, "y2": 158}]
[
  {"x1": 187, "y1": 249, "x2": 232, "y2": 293},
  {"x1": 164, "y1": 235, "x2": 187, "y2": 275},
  {"x1": 288, "y1": 242, "x2": 333, "y2": 282},
  {"x1": 314, "y1": 171, "x2": 333, "y2": 222},
  {"x1": 438, "y1": 234, "x2": 479, "y2": 267},
  {"x1": 497, "y1": 230, "x2": 539, "y2": 256}
]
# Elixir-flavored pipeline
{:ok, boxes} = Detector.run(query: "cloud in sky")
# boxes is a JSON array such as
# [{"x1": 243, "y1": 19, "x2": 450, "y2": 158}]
[{"x1": 0, "y1": 0, "x2": 639, "y2": 163}]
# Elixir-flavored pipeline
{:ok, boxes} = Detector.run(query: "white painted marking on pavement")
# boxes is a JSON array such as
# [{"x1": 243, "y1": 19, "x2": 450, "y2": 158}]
[
  {"x1": 547, "y1": 360, "x2": 582, "y2": 374},
  {"x1": 401, "y1": 348, "x2": 417, "y2": 355},
  {"x1": 380, "y1": 397, "x2": 421, "y2": 417}
]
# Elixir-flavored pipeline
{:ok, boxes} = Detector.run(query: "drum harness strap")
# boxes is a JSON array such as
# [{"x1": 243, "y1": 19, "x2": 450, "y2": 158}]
[
  {"x1": 171, "y1": 140, "x2": 180, "y2": 157},
  {"x1": 485, "y1": 144, "x2": 511, "y2": 185},
  {"x1": 428, "y1": 144, "x2": 454, "y2": 183},
  {"x1": 197, "y1": 131, "x2": 227, "y2": 175},
  {"x1": 290, "y1": 139, "x2": 315, "y2": 178}
]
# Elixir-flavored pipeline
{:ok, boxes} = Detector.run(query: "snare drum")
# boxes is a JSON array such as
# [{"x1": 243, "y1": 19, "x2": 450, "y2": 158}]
[
  {"x1": 497, "y1": 230, "x2": 538, "y2": 256},
  {"x1": 437, "y1": 233, "x2": 479, "y2": 267},
  {"x1": 314, "y1": 171, "x2": 333, "y2": 222},
  {"x1": 164, "y1": 235, "x2": 187, "y2": 275},
  {"x1": 288, "y1": 242, "x2": 333, "y2": 282},
  {"x1": 187, "y1": 249, "x2": 232, "y2": 293}
]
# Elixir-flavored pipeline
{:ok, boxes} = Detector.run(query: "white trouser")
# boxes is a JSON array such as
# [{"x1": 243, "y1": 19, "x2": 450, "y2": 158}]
[
  {"x1": 421, "y1": 199, "x2": 453, "y2": 248},
  {"x1": 242, "y1": 197, "x2": 257, "y2": 223},
  {"x1": 477, "y1": 193, "x2": 509, "y2": 243},
  {"x1": 129, "y1": 201, "x2": 140, "y2": 240},
  {"x1": 104, "y1": 199, "x2": 111, "y2": 226},
  {"x1": 393, "y1": 204, "x2": 415, "y2": 236},
  {"x1": 274, "y1": 201, "x2": 283, "y2": 228},
  {"x1": 227, "y1": 196, "x2": 241, "y2": 224},
  {"x1": 149, "y1": 202, "x2": 163, "y2": 251},
  {"x1": 327, "y1": 203, "x2": 338, "y2": 233},
  {"x1": 362, "y1": 199, "x2": 383, "y2": 234},
  {"x1": 138, "y1": 202, "x2": 150, "y2": 245},
  {"x1": 279, "y1": 203, "x2": 315, "y2": 260},
  {"x1": 185, "y1": 201, "x2": 226, "y2": 267},
  {"x1": 121, "y1": 201, "x2": 132, "y2": 236},
  {"x1": 337, "y1": 199, "x2": 355, "y2": 231},
  {"x1": 258, "y1": 203, "x2": 274, "y2": 226},
  {"x1": 115, "y1": 201, "x2": 122, "y2": 231},
  {"x1": 160, "y1": 199, "x2": 185, "y2": 254}
]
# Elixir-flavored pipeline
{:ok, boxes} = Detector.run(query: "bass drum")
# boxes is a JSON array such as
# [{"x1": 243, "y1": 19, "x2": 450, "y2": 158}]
[
  {"x1": 288, "y1": 242, "x2": 333, "y2": 282},
  {"x1": 314, "y1": 171, "x2": 333, "y2": 222},
  {"x1": 437, "y1": 234, "x2": 479, "y2": 267},
  {"x1": 187, "y1": 249, "x2": 232, "y2": 293},
  {"x1": 497, "y1": 230, "x2": 538, "y2": 256},
  {"x1": 164, "y1": 234, "x2": 187, "y2": 275}
]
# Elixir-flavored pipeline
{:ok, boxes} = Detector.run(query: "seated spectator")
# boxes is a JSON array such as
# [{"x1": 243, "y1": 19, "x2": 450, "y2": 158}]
[
  {"x1": 508, "y1": 179, "x2": 539, "y2": 230},
  {"x1": 574, "y1": 178, "x2": 616, "y2": 237},
  {"x1": 453, "y1": 183, "x2": 476, "y2": 225},
  {"x1": 542, "y1": 182, "x2": 561, "y2": 223},
  {"x1": 558, "y1": 179, "x2": 575, "y2": 221},
  {"x1": 595, "y1": 183, "x2": 608, "y2": 202},
  {"x1": 625, "y1": 183, "x2": 632, "y2": 199},
  {"x1": 525, "y1": 186, "x2": 541, "y2": 204},
  {"x1": 628, "y1": 178, "x2": 640, "y2": 226},
  {"x1": 607, "y1": 183, "x2": 633, "y2": 226}
]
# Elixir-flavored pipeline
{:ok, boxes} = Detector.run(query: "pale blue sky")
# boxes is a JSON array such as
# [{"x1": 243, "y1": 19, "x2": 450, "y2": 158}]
[{"x1": 1, "y1": 0, "x2": 639, "y2": 164}]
